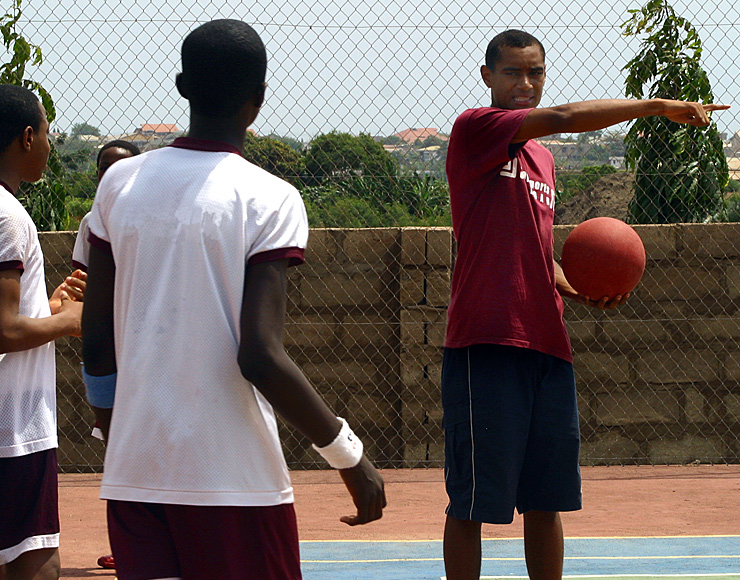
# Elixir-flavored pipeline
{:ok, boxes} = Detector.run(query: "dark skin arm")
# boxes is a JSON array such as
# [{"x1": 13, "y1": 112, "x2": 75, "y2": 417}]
[
  {"x1": 238, "y1": 259, "x2": 386, "y2": 525},
  {"x1": 0, "y1": 269, "x2": 82, "y2": 353},
  {"x1": 513, "y1": 99, "x2": 729, "y2": 143},
  {"x1": 554, "y1": 260, "x2": 628, "y2": 309},
  {"x1": 81, "y1": 244, "x2": 117, "y2": 439}
]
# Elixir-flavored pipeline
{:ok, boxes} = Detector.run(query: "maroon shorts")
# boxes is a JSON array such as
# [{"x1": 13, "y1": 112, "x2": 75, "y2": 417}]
[
  {"x1": 0, "y1": 448, "x2": 59, "y2": 563},
  {"x1": 107, "y1": 500, "x2": 302, "y2": 580}
]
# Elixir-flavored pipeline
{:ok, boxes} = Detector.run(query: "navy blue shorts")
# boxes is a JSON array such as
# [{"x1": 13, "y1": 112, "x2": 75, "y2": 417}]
[
  {"x1": 108, "y1": 500, "x2": 302, "y2": 580},
  {"x1": 442, "y1": 344, "x2": 582, "y2": 524}
]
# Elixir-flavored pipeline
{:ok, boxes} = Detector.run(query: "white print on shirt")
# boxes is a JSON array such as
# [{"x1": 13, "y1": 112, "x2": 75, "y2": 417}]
[{"x1": 499, "y1": 158, "x2": 555, "y2": 210}]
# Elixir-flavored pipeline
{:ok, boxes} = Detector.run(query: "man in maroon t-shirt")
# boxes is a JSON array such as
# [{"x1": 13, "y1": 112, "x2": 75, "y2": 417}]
[{"x1": 442, "y1": 29, "x2": 728, "y2": 580}]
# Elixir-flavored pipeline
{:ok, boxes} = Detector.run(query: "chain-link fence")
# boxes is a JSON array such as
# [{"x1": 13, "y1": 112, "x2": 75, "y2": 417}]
[{"x1": 7, "y1": 0, "x2": 740, "y2": 470}]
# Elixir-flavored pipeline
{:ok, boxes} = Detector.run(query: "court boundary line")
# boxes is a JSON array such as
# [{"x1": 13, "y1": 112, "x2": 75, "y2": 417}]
[
  {"x1": 300, "y1": 535, "x2": 740, "y2": 544},
  {"x1": 476, "y1": 575, "x2": 740, "y2": 579},
  {"x1": 303, "y1": 555, "x2": 740, "y2": 564}
]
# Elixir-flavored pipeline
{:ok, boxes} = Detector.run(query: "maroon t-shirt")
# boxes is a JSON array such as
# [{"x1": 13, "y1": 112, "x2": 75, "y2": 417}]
[{"x1": 445, "y1": 107, "x2": 572, "y2": 362}]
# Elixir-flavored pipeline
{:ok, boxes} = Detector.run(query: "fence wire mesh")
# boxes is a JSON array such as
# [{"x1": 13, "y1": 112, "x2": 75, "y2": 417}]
[{"x1": 7, "y1": 0, "x2": 740, "y2": 470}]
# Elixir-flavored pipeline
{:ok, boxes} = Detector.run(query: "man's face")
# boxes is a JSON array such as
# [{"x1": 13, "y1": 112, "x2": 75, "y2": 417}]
[
  {"x1": 97, "y1": 147, "x2": 133, "y2": 183},
  {"x1": 481, "y1": 44, "x2": 546, "y2": 110}
]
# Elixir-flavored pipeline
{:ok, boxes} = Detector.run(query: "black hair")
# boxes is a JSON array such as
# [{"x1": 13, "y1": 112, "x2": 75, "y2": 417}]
[
  {"x1": 0, "y1": 85, "x2": 43, "y2": 154},
  {"x1": 96, "y1": 139, "x2": 141, "y2": 167},
  {"x1": 485, "y1": 30, "x2": 545, "y2": 71},
  {"x1": 179, "y1": 19, "x2": 266, "y2": 119}
]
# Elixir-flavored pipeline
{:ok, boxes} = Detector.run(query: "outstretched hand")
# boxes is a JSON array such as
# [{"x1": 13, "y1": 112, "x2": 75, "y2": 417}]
[
  {"x1": 663, "y1": 102, "x2": 730, "y2": 126},
  {"x1": 338, "y1": 455, "x2": 386, "y2": 526}
]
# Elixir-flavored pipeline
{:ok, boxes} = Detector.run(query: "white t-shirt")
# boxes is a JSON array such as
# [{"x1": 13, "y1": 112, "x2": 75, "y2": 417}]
[
  {"x1": 0, "y1": 185, "x2": 56, "y2": 458},
  {"x1": 87, "y1": 138, "x2": 308, "y2": 506},
  {"x1": 71, "y1": 212, "x2": 90, "y2": 271}
]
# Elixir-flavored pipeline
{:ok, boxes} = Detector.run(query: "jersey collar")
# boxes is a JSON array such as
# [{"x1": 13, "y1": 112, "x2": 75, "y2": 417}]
[
  {"x1": 170, "y1": 137, "x2": 242, "y2": 156},
  {"x1": 0, "y1": 181, "x2": 13, "y2": 194}
]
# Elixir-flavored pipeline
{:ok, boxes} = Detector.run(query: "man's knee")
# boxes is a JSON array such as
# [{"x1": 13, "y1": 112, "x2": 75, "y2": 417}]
[
  {"x1": 524, "y1": 510, "x2": 560, "y2": 523},
  {"x1": 4, "y1": 547, "x2": 60, "y2": 580}
]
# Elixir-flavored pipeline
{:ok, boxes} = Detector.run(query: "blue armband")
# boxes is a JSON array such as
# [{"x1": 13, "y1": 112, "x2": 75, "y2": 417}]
[{"x1": 82, "y1": 366, "x2": 117, "y2": 409}]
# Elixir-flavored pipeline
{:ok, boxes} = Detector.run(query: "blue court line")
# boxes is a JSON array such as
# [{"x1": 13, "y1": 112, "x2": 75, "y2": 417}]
[{"x1": 299, "y1": 536, "x2": 740, "y2": 580}]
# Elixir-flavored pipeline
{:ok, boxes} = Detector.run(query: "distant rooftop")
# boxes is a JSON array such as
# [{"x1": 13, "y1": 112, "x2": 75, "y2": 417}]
[
  {"x1": 393, "y1": 127, "x2": 448, "y2": 144},
  {"x1": 139, "y1": 123, "x2": 180, "y2": 134}
]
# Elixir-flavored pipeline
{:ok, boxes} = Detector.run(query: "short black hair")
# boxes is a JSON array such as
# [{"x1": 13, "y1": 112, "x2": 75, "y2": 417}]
[
  {"x1": 485, "y1": 30, "x2": 545, "y2": 71},
  {"x1": 96, "y1": 139, "x2": 141, "y2": 167},
  {"x1": 179, "y1": 19, "x2": 266, "y2": 119},
  {"x1": 0, "y1": 85, "x2": 43, "y2": 154}
]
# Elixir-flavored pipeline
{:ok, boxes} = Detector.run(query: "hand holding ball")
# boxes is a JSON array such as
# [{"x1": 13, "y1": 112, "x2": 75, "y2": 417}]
[{"x1": 561, "y1": 217, "x2": 646, "y2": 300}]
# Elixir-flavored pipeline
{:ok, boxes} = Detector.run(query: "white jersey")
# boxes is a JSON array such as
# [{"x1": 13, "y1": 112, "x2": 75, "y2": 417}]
[
  {"x1": 0, "y1": 185, "x2": 56, "y2": 458},
  {"x1": 71, "y1": 212, "x2": 90, "y2": 271},
  {"x1": 87, "y1": 138, "x2": 308, "y2": 506}
]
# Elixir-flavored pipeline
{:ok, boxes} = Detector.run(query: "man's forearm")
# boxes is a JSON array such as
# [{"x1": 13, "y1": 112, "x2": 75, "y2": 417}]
[
  {"x1": 517, "y1": 98, "x2": 680, "y2": 141},
  {"x1": 0, "y1": 311, "x2": 78, "y2": 353}
]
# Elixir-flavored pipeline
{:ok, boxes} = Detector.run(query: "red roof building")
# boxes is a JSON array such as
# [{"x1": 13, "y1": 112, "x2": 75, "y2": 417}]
[
  {"x1": 393, "y1": 127, "x2": 448, "y2": 144},
  {"x1": 138, "y1": 123, "x2": 180, "y2": 135}
]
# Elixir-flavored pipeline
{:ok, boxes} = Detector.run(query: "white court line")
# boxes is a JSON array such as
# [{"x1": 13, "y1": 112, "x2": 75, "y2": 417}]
[{"x1": 304, "y1": 555, "x2": 740, "y2": 564}]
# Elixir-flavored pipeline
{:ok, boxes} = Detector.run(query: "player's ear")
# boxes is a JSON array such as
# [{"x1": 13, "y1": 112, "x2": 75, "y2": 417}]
[
  {"x1": 20, "y1": 125, "x2": 34, "y2": 152},
  {"x1": 175, "y1": 73, "x2": 188, "y2": 99},
  {"x1": 481, "y1": 65, "x2": 493, "y2": 88}
]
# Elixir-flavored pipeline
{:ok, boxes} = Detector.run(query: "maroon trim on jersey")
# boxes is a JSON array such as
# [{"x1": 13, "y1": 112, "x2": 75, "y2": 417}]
[
  {"x1": 72, "y1": 260, "x2": 88, "y2": 273},
  {"x1": 0, "y1": 259, "x2": 23, "y2": 272},
  {"x1": 169, "y1": 137, "x2": 242, "y2": 156},
  {"x1": 88, "y1": 232, "x2": 113, "y2": 255},
  {"x1": 248, "y1": 247, "x2": 305, "y2": 267},
  {"x1": 0, "y1": 181, "x2": 13, "y2": 194}
]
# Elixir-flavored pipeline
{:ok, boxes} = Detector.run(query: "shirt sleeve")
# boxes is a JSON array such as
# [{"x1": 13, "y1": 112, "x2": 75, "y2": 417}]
[
  {"x1": 454, "y1": 107, "x2": 533, "y2": 177},
  {"x1": 246, "y1": 185, "x2": 309, "y2": 266},
  {"x1": 71, "y1": 213, "x2": 91, "y2": 271},
  {"x1": 0, "y1": 206, "x2": 30, "y2": 272},
  {"x1": 86, "y1": 182, "x2": 112, "y2": 251}
]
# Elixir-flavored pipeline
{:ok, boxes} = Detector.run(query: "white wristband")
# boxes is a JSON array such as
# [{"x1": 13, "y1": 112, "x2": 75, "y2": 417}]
[{"x1": 312, "y1": 417, "x2": 364, "y2": 469}]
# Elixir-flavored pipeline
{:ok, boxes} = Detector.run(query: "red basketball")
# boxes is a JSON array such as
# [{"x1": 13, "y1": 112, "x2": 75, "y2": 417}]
[{"x1": 561, "y1": 217, "x2": 646, "y2": 299}]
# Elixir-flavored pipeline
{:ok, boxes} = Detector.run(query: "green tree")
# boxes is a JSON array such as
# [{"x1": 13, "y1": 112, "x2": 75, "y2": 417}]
[
  {"x1": 2, "y1": 0, "x2": 68, "y2": 230},
  {"x1": 265, "y1": 133, "x2": 304, "y2": 152},
  {"x1": 622, "y1": 0, "x2": 728, "y2": 223},
  {"x1": 71, "y1": 122, "x2": 101, "y2": 137},
  {"x1": 556, "y1": 165, "x2": 618, "y2": 203},
  {"x1": 242, "y1": 133, "x2": 305, "y2": 187},
  {"x1": 304, "y1": 132, "x2": 398, "y2": 191}
]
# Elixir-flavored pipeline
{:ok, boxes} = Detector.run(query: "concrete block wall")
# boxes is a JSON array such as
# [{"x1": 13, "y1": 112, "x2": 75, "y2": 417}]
[{"x1": 44, "y1": 224, "x2": 740, "y2": 471}]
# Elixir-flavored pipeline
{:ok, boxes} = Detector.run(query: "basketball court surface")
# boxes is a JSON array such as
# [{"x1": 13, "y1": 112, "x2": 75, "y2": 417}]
[{"x1": 58, "y1": 465, "x2": 740, "y2": 579}]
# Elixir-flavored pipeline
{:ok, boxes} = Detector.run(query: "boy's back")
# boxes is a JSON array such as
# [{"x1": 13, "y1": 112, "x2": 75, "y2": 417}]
[{"x1": 88, "y1": 138, "x2": 307, "y2": 505}]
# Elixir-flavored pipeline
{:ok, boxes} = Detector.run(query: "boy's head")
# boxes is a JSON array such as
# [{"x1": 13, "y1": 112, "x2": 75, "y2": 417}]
[
  {"x1": 0, "y1": 85, "x2": 50, "y2": 183},
  {"x1": 481, "y1": 30, "x2": 546, "y2": 110},
  {"x1": 96, "y1": 140, "x2": 140, "y2": 182},
  {"x1": 177, "y1": 19, "x2": 266, "y2": 121}
]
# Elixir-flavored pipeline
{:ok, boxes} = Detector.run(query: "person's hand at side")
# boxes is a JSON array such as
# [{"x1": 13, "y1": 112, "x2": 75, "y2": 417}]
[{"x1": 339, "y1": 455, "x2": 387, "y2": 526}]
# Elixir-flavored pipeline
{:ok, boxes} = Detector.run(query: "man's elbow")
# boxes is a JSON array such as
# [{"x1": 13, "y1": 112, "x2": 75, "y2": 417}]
[
  {"x1": 237, "y1": 344, "x2": 281, "y2": 385},
  {"x1": 0, "y1": 324, "x2": 24, "y2": 354}
]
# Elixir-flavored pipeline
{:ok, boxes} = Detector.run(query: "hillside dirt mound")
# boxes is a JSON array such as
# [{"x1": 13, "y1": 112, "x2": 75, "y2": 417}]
[{"x1": 555, "y1": 171, "x2": 635, "y2": 225}]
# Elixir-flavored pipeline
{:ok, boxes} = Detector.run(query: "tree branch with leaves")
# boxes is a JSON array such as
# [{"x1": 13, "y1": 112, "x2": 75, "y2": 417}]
[{"x1": 622, "y1": 0, "x2": 728, "y2": 223}]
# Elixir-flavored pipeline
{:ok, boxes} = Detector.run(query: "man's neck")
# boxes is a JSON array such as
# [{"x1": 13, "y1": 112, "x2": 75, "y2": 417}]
[
  {"x1": 187, "y1": 115, "x2": 247, "y2": 153},
  {"x1": 0, "y1": 161, "x2": 22, "y2": 194}
]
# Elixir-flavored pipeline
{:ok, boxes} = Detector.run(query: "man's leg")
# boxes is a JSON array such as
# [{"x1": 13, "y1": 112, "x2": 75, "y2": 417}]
[
  {"x1": 2, "y1": 547, "x2": 60, "y2": 580},
  {"x1": 523, "y1": 511, "x2": 563, "y2": 580},
  {"x1": 443, "y1": 514, "x2": 481, "y2": 580}
]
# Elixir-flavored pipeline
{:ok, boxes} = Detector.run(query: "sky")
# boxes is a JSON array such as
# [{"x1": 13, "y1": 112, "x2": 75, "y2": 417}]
[{"x1": 9, "y1": 0, "x2": 740, "y2": 141}]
